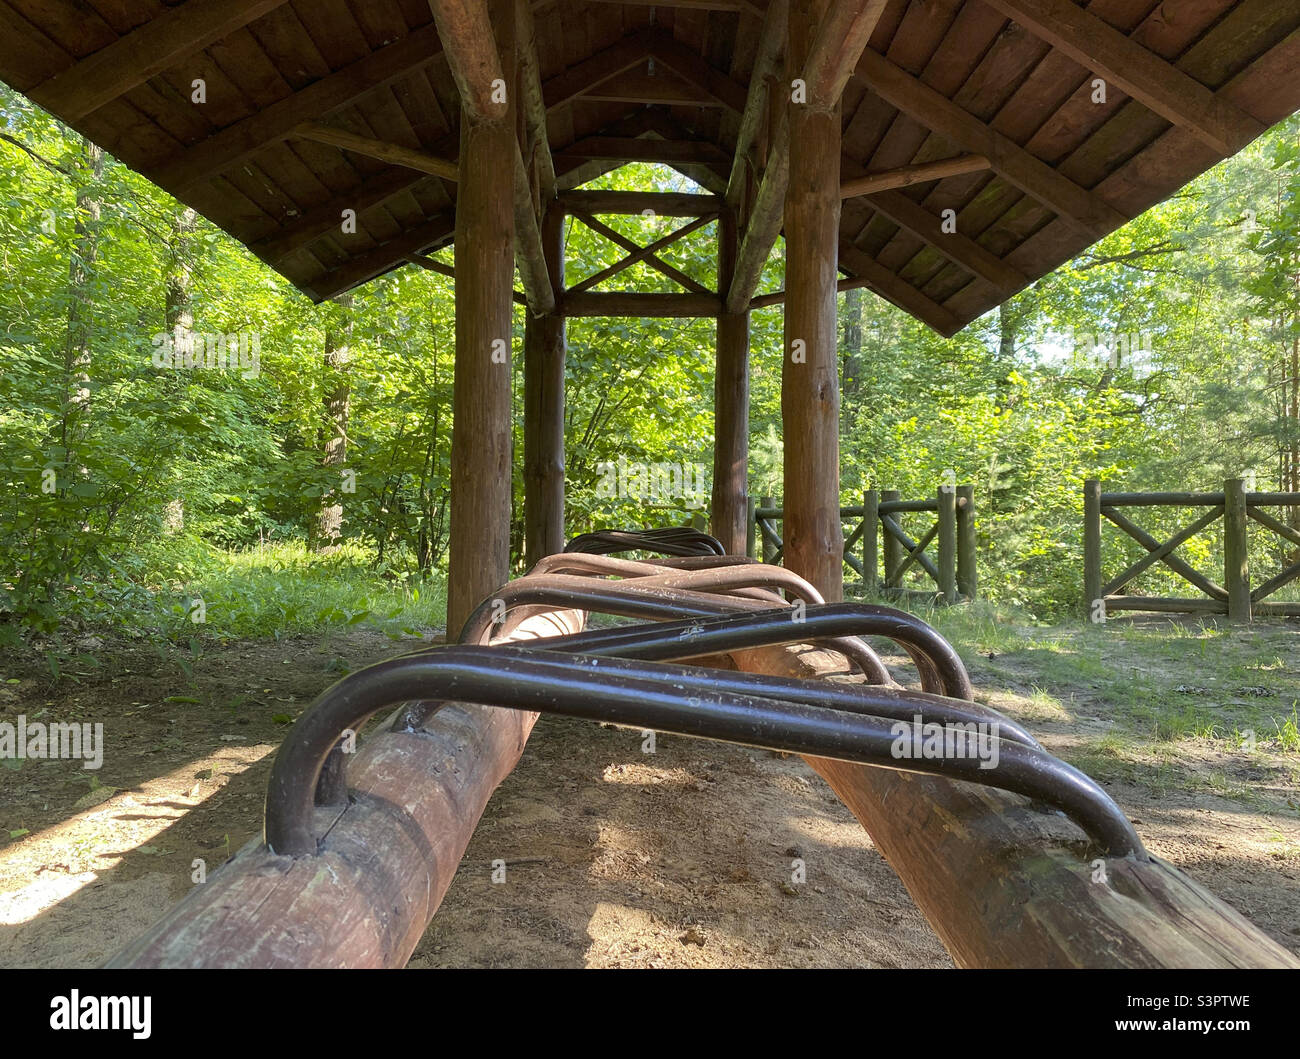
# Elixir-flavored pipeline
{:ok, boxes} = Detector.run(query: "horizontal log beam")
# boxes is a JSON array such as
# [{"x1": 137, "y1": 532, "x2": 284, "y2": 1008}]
[
  {"x1": 981, "y1": 0, "x2": 1265, "y2": 157},
  {"x1": 154, "y1": 24, "x2": 445, "y2": 191},
  {"x1": 579, "y1": 68, "x2": 722, "y2": 107},
  {"x1": 854, "y1": 47, "x2": 1128, "y2": 240},
  {"x1": 561, "y1": 291, "x2": 722, "y2": 317},
  {"x1": 29, "y1": 0, "x2": 290, "y2": 121},
  {"x1": 557, "y1": 190, "x2": 723, "y2": 216},
  {"x1": 748, "y1": 274, "x2": 874, "y2": 309},
  {"x1": 407, "y1": 253, "x2": 529, "y2": 306},
  {"x1": 293, "y1": 122, "x2": 459, "y2": 180},
  {"x1": 553, "y1": 135, "x2": 730, "y2": 165},
  {"x1": 841, "y1": 154, "x2": 990, "y2": 198}
]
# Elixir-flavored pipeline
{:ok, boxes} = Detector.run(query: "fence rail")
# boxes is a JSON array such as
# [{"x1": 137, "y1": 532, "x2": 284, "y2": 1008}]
[
  {"x1": 1083, "y1": 478, "x2": 1300, "y2": 621},
  {"x1": 748, "y1": 487, "x2": 977, "y2": 603}
]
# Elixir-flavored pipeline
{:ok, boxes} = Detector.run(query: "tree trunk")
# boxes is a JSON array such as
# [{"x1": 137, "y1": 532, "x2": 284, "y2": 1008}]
[
  {"x1": 60, "y1": 139, "x2": 104, "y2": 467},
  {"x1": 315, "y1": 294, "x2": 354, "y2": 551},
  {"x1": 162, "y1": 206, "x2": 198, "y2": 534},
  {"x1": 841, "y1": 286, "x2": 862, "y2": 397}
]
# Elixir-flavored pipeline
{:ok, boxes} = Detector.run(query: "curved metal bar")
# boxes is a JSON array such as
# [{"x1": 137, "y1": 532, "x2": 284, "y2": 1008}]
[
  {"x1": 565, "y1": 528, "x2": 726, "y2": 556},
  {"x1": 533, "y1": 602, "x2": 970, "y2": 700},
  {"x1": 458, "y1": 576, "x2": 892, "y2": 685},
  {"x1": 264, "y1": 646, "x2": 1144, "y2": 860}
]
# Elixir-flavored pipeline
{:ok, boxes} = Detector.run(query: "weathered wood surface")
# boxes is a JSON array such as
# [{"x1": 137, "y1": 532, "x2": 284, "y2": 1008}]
[
  {"x1": 108, "y1": 610, "x2": 584, "y2": 969},
  {"x1": 734, "y1": 643, "x2": 1300, "y2": 968}
]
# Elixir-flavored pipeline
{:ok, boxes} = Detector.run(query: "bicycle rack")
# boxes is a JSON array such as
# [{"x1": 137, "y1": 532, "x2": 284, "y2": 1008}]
[{"x1": 264, "y1": 576, "x2": 1147, "y2": 862}]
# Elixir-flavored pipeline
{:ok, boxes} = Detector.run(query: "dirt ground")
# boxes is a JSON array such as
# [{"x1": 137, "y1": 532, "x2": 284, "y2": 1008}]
[{"x1": 0, "y1": 622, "x2": 1297, "y2": 968}]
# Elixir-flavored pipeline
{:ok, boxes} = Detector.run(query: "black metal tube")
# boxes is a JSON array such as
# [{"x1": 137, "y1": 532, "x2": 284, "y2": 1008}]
[
  {"x1": 263, "y1": 646, "x2": 1144, "y2": 860},
  {"x1": 458, "y1": 578, "x2": 892, "y2": 685}
]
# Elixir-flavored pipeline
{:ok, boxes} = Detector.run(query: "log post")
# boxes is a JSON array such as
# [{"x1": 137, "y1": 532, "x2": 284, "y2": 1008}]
[
  {"x1": 712, "y1": 206, "x2": 750, "y2": 555},
  {"x1": 937, "y1": 485, "x2": 957, "y2": 604},
  {"x1": 523, "y1": 203, "x2": 566, "y2": 566},
  {"x1": 746, "y1": 494, "x2": 757, "y2": 559},
  {"x1": 782, "y1": 0, "x2": 844, "y2": 601},
  {"x1": 1083, "y1": 478, "x2": 1102, "y2": 622},
  {"x1": 446, "y1": 0, "x2": 517, "y2": 637},
  {"x1": 1224, "y1": 476, "x2": 1252, "y2": 622},
  {"x1": 881, "y1": 488, "x2": 901, "y2": 590},
  {"x1": 862, "y1": 488, "x2": 878, "y2": 595},
  {"x1": 760, "y1": 495, "x2": 777, "y2": 562},
  {"x1": 956, "y1": 484, "x2": 977, "y2": 601}
]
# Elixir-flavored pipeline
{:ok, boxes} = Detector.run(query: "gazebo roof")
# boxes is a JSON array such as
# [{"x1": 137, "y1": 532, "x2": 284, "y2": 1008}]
[{"x1": 2, "y1": 0, "x2": 1297, "y2": 334}]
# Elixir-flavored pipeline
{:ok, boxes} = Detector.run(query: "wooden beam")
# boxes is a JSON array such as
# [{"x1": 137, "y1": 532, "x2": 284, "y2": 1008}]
[
  {"x1": 981, "y1": 0, "x2": 1265, "y2": 157},
  {"x1": 305, "y1": 212, "x2": 456, "y2": 302},
  {"x1": 154, "y1": 24, "x2": 445, "y2": 191},
  {"x1": 783, "y1": 0, "x2": 852, "y2": 602},
  {"x1": 645, "y1": 28, "x2": 750, "y2": 113},
  {"x1": 838, "y1": 243, "x2": 962, "y2": 336},
  {"x1": 578, "y1": 68, "x2": 723, "y2": 107},
  {"x1": 556, "y1": 190, "x2": 722, "y2": 216},
  {"x1": 712, "y1": 207, "x2": 750, "y2": 555},
  {"x1": 854, "y1": 48, "x2": 1128, "y2": 240},
  {"x1": 840, "y1": 154, "x2": 990, "y2": 198},
  {"x1": 515, "y1": 0, "x2": 556, "y2": 206},
  {"x1": 726, "y1": 0, "x2": 788, "y2": 212},
  {"x1": 538, "y1": 0, "x2": 766, "y2": 13},
  {"x1": 524, "y1": 205, "x2": 567, "y2": 566},
  {"x1": 406, "y1": 254, "x2": 529, "y2": 307},
  {"x1": 726, "y1": 0, "x2": 885, "y2": 313},
  {"x1": 29, "y1": 0, "x2": 290, "y2": 121},
  {"x1": 571, "y1": 212, "x2": 711, "y2": 294},
  {"x1": 569, "y1": 213, "x2": 716, "y2": 295},
  {"x1": 562, "y1": 292, "x2": 722, "y2": 317},
  {"x1": 542, "y1": 29, "x2": 656, "y2": 111},
  {"x1": 251, "y1": 163, "x2": 447, "y2": 264},
  {"x1": 855, "y1": 186, "x2": 1028, "y2": 294},
  {"x1": 748, "y1": 274, "x2": 873, "y2": 309},
  {"x1": 553, "y1": 135, "x2": 730, "y2": 166},
  {"x1": 444, "y1": 0, "x2": 517, "y2": 636},
  {"x1": 293, "y1": 122, "x2": 459, "y2": 181}
]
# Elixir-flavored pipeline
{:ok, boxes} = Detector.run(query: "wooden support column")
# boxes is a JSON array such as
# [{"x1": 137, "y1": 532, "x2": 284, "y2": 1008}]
[
  {"x1": 937, "y1": 485, "x2": 958, "y2": 604},
  {"x1": 881, "y1": 488, "x2": 901, "y2": 589},
  {"x1": 1083, "y1": 479, "x2": 1102, "y2": 621},
  {"x1": 444, "y1": 0, "x2": 517, "y2": 636},
  {"x1": 524, "y1": 204, "x2": 567, "y2": 566},
  {"x1": 712, "y1": 207, "x2": 750, "y2": 555},
  {"x1": 862, "y1": 488, "x2": 879, "y2": 595},
  {"x1": 782, "y1": 0, "x2": 844, "y2": 601},
  {"x1": 1224, "y1": 477, "x2": 1252, "y2": 623},
  {"x1": 956, "y1": 484, "x2": 977, "y2": 601}
]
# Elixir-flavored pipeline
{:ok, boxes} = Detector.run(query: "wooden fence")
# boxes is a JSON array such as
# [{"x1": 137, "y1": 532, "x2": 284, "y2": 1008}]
[
  {"x1": 1084, "y1": 478, "x2": 1300, "y2": 621},
  {"x1": 748, "y1": 486, "x2": 977, "y2": 603}
]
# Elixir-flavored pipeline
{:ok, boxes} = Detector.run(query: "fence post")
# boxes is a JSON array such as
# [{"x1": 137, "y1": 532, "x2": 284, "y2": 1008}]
[
  {"x1": 760, "y1": 495, "x2": 776, "y2": 563},
  {"x1": 1084, "y1": 479, "x2": 1102, "y2": 621},
  {"x1": 956, "y1": 484, "x2": 976, "y2": 601},
  {"x1": 937, "y1": 485, "x2": 957, "y2": 604},
  {"x1": 1224, "y1": 477, "x2": 1252, "y2": 622},
  {"x1": 881, "y1": 489, "x2": 901, "y2": 590},
  {"x1": 863, "y1": 488, "x2": 879, "y2": 595},
  {"x1": 745, "y1": 494, "x2": 757, "y2": 560}
]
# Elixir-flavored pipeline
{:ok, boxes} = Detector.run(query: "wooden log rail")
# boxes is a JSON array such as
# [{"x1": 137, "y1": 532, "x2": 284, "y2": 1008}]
[
  {"x1": 1083, "y1": 479, "x2": 1300, "y2": 622},
  {"x1": 751, "y1": 486, "x2": 977, "y2": 603}
]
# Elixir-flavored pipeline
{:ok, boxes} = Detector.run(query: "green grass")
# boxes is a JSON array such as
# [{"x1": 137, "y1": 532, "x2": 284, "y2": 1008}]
[{"x1": 48, "y1": 539, "x2": 448, "y2": 642}]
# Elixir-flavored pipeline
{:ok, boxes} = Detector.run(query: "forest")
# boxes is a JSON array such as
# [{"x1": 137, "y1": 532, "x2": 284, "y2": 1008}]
[{"x1": 1, "y1": 85, "x2": 1299, "y2": 640}]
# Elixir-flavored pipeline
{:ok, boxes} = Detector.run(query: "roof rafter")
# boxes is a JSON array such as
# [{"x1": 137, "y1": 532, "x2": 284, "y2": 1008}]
[
  {"x1": 980, "y1": 0, "x2": 1265, "y2": 156},
  {"x1": 29, "y1": 0, "x2": 290, "y2": 121},
  {"x1": 854, "y1": 46, "x2": 1129, "y2": 240},
  {"x1": 838, "y1": 242, "x2": 961, "y2": 336},
  {"x1": 293, "y1": 122, "x2": 459, "y2": 181},
  {"x1": 154, "y1": 23, "x2": 446, "y2": 192},
  {"x1": 542, "y1": 29, "x2": 656, "y2": 111}
]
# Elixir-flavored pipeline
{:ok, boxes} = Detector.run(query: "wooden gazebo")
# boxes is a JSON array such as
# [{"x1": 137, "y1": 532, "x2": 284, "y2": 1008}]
[{"x1": 4, "y1": 0, "x2": 1297, "y2": 633}]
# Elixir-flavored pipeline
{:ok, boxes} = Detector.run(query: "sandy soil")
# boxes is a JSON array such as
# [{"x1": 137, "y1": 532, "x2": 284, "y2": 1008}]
[{"x1": 0, "y1": 624, "x2": 1296, "y2": 968}]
